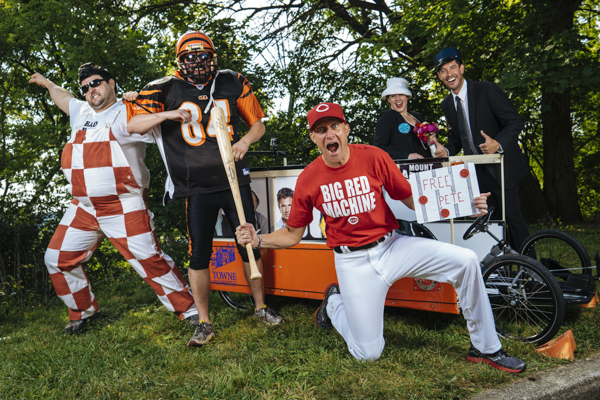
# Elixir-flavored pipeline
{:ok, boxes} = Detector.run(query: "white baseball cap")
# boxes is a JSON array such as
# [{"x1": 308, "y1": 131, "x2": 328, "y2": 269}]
[{"x1": 381, "y1": 77, "x2": 412, "y2": 100}]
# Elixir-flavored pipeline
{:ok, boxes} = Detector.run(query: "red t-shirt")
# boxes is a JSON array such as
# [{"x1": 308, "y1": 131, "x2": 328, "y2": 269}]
[{"x1": 287, "y1": 144, "x2": 412, "y2": 248}]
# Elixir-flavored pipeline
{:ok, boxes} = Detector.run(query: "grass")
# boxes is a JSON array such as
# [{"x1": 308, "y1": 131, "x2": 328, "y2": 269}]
[{"x1": 0, "y1": 224, "x2": 598, "y2": 399}]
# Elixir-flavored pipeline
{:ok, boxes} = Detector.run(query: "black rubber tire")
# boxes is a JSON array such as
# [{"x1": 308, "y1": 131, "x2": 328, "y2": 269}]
[
  {"x1": 219, "y1": 290, "x2": 254, "y2": 310},
  {"x1": 519, "y1": 229, "x2": 592, "y2": 279},
  {"x1": 482, "y1": 254, "x2": 565, "y2": 345}
]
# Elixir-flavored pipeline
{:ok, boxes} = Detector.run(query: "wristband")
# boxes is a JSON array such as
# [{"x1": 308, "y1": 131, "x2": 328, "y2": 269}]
[{"x1": 256, "y1": 234, "x2": 263, "y2": 249}]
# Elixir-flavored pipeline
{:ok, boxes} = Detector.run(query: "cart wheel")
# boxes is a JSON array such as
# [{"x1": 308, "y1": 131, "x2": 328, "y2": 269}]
[
  {"x1": 519, "y1": 229, "x2": 595, "y2": 304},
  {"x1": 483, "y1": 254, "x2": 565, "y2": 346},
  {"x1": 219, "y1": 291, "x2": 254, "y2": 310},
  {"x1": 519, "y1": 229, "x2": 592, "y2": 278}
]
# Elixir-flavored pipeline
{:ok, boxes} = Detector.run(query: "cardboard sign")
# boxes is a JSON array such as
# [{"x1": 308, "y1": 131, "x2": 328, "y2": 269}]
[
  {"x1": 409, "y1": 163, "x2": 480, "y2": 223},
  {"x1": 384, "y1": 159, "x2": 445, "y2": 221}
]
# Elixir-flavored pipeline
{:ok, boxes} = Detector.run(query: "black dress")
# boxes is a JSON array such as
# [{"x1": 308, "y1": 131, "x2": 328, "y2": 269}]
[{"x1": 373, "y1": 109, "x2": 431, "y2": 159}]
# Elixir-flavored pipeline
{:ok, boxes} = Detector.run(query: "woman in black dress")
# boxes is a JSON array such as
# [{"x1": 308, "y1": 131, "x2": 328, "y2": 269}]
[{"x1": 374, "y1": 77, "x2": 436, "y2": 160}]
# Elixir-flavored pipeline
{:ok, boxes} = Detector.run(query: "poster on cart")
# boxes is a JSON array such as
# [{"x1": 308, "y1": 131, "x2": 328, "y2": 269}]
[
  {"x1": 409, "y1": 163, "x2": 480, "y2": 223},
  {"x1": 385, "y1": 159, "x2": 445, "y2": 221},
  {"x1": 213, "y1": 178, "x2": 270, "y2": 239},
  {"x1": 272, "y1": 176, "x2": 326, "y2": 241}
]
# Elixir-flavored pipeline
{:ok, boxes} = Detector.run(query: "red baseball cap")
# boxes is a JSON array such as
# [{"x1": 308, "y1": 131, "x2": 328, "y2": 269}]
[{"x1": 307, "y1": 102, "x2": 347, "y2": 131}]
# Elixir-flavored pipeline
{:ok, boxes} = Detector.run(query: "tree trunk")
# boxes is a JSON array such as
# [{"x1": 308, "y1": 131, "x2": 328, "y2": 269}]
[
  {"x1": 519, "y1": 172, "x2": 554, "y2": 223},
  {"x1": 541, "y1": 88, "x2": 582, "y2": 222},
  {"x1": 537, "y1": 0, "x2": 584, "y2": 222}
]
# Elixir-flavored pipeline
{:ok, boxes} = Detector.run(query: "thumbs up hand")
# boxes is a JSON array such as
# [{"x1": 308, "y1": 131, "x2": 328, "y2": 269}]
[{"x1": 479, "y1": 131, "x2": 500, "y2": 154}]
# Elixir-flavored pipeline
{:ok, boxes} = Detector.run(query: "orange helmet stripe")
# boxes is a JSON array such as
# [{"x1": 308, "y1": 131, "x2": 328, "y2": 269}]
[{"x1": 176, "y1": 31, "x2": 215, "y2": 59}]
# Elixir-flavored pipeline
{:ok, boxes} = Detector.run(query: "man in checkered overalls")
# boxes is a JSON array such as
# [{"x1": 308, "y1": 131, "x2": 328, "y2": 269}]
[{"x1": 30, "y1": 63, "x2": 198, "y2": 334}]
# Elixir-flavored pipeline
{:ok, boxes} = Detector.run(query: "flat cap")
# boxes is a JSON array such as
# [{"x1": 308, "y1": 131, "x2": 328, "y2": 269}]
[{"x1": 434, "y1": 47, "x2": 462, "y2": 70}]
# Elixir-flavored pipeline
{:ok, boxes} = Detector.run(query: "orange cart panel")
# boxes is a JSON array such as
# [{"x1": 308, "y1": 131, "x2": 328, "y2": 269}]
[{"x1": 210, "y1": 240, "x2": 459, "y2": 314}]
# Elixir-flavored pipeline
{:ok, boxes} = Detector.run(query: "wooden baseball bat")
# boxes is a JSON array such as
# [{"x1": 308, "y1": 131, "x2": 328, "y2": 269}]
[{"x1": 211, "y1": 106, "x2": 261, "y2": 280}]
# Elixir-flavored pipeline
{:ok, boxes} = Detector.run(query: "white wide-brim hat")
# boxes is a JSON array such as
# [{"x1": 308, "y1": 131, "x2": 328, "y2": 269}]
[{"x1": 381, "y1": 77, "x2": 412, "y2": 100}]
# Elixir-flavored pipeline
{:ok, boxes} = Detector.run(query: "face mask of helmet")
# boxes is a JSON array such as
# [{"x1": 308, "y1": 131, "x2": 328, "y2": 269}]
[{"x1": 178, "y1": 50, "x2": 217, "y2": 84}]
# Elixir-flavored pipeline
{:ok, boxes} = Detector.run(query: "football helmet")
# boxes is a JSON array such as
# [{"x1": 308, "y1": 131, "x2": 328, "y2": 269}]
[{"x1": 176, "y1": 31, "x2": 217, "y2": 84}]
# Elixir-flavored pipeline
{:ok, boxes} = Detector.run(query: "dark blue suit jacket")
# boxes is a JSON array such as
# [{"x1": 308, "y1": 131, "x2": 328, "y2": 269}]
[{"x1": 441, "y1": 80, "x2": 529, "y2": 189}]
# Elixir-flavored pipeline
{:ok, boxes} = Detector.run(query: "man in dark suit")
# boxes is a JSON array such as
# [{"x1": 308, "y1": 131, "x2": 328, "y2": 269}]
[{"x1": 433, "y1": 47, "x2": 530, "y2": 250}]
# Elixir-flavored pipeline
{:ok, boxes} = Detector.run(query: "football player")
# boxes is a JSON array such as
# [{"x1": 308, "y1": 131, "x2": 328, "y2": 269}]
[{"x1": 125, "y1": 31, "x2": 284, "y2": 348}]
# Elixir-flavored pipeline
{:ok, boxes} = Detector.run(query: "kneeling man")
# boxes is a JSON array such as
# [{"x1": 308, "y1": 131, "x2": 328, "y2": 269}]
[{"x1": 236, "y1": 102, "x2": 526, "y2": 373}]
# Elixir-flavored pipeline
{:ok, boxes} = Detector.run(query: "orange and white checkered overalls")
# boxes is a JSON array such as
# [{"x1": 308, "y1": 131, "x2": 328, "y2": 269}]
[{"x1": 44, "y1": 100, "x2": 196, "y2": 321}]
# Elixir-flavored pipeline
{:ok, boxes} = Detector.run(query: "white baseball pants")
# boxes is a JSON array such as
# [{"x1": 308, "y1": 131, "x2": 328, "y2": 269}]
[{"x1": 327, "y1": 231, "x2": 501, "y2": 362}]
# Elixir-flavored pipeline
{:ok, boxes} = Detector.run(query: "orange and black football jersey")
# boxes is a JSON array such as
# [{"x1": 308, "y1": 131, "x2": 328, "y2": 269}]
[{"x1": 128, "y1": 70, "x2": 265, "y2": 202}]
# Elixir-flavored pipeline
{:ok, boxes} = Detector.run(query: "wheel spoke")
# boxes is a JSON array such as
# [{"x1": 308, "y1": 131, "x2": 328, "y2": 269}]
[{"x1": 484, "y1": 255, "x2": 565, "y2": 344}]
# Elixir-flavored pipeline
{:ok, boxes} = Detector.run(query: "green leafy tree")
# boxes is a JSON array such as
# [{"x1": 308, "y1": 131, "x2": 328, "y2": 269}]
[
  {"x1": 0, "y1": 0, "x2": 258, "y2": 306},
  {"x1": 0, "y1": 0, "x2": 162, "y2": 306},
  {"x1": 3, "y1": 0, "x2": 599, "y2": 309},
  {"x1": 226, "y1": 0, "x2": 600, "y2": 222}
]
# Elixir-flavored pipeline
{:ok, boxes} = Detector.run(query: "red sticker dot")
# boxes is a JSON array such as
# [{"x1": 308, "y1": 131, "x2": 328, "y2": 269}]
[
  {"x1": 441, "y1": 209, "x2": 450, "y2": 218},
  {"x1": 419, "y1": 196, "x2": 428, "y2": 205},
  {"x1": 460, "y1": 169, "x2": 470, "y2": 178}
]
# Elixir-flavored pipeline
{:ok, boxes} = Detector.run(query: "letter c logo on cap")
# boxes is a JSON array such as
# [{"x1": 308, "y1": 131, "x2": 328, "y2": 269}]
[{"x1": 316, "y1": 104, "x2": 330, "y2": 112}]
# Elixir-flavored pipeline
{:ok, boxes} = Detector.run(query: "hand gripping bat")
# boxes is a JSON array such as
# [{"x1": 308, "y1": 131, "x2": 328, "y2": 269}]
[{"x1": 211, "y1": 106, "x2": 261, "y2": 280}]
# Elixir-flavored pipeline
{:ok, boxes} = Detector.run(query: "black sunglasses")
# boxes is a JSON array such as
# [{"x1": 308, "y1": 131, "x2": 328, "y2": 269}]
[{"x1": 81, "y1": 78, "x2": 107, "y2": 94}]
